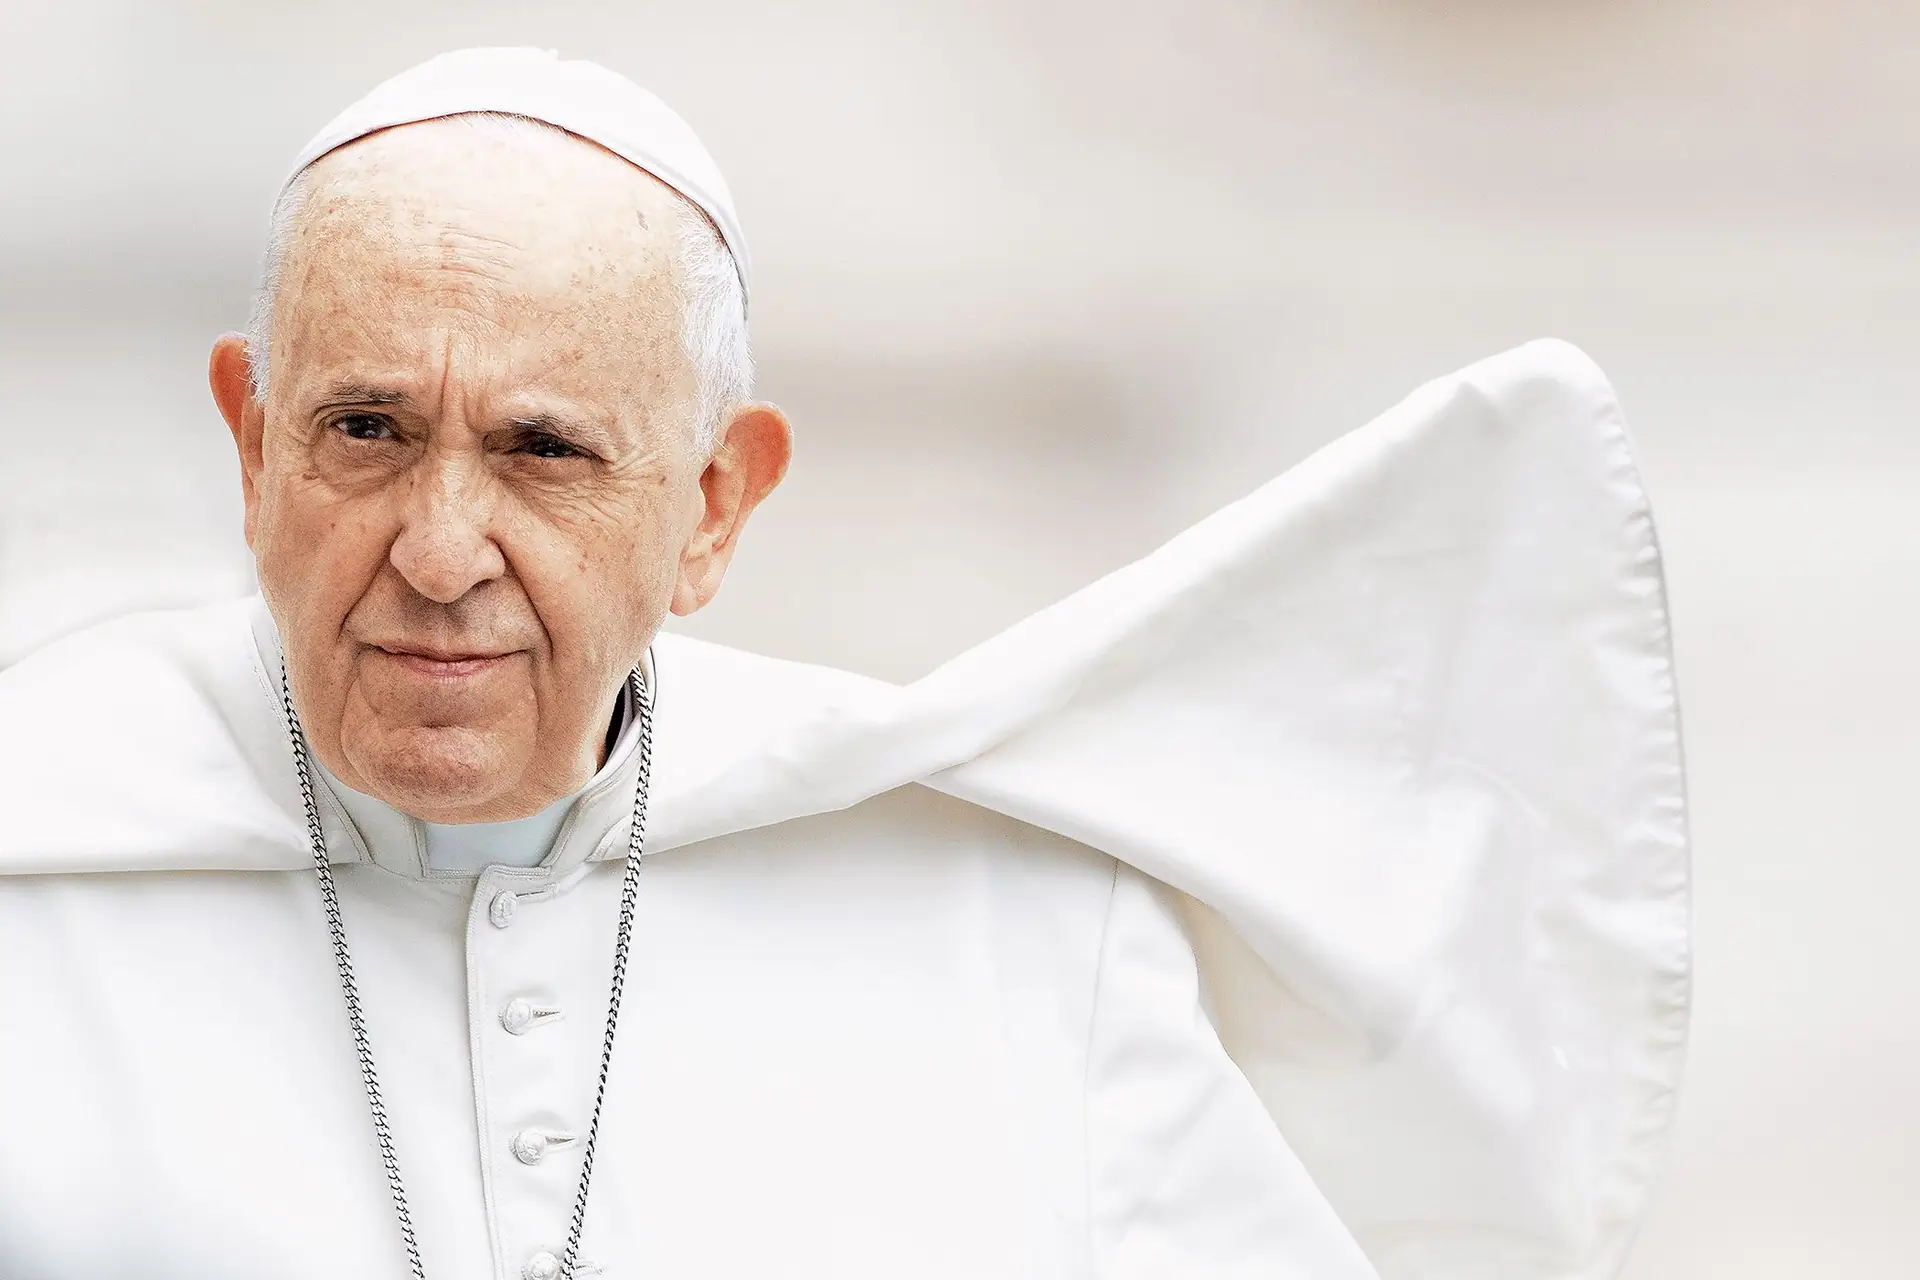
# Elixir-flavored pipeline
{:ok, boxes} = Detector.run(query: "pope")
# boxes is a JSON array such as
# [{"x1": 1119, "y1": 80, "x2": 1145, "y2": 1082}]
[{"x1": 0, "y1": 47, "x2": 1690, "y2": 1280}]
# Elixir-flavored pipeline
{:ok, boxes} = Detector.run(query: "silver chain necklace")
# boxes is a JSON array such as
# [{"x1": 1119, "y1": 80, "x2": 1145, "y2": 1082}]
[{"x1": 281, "y1": 665, "x2": 654, "y2": 1280}]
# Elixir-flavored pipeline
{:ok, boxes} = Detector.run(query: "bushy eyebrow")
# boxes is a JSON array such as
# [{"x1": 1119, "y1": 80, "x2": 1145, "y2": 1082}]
[
  {"x1": 314, "y1": 381, "x2": 412, "y2": 409},
  {"x1": 505, "y1": 413, "x2": 580, "y2": 434}
]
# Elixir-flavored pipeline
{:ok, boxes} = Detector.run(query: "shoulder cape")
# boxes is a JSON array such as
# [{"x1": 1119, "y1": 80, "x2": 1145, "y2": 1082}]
[{"x1": 0, "y1": 339, "x2": 1687, "y2": 1280}]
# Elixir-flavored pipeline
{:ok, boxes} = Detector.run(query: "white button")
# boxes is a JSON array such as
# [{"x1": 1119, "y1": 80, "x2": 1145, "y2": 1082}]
[
  {"x1": 501, "y1": 998, "x2": 536, "y2": 1035},
  {"x1": 489, "y1": 891, "x2": 519, "y2": 928},
  {"x1": 511, "y1": 1129, "x2": 548, "y2": 1165},
  {"x1": 523, "y1": 1251, "x2": 561, "y2": 1280}
]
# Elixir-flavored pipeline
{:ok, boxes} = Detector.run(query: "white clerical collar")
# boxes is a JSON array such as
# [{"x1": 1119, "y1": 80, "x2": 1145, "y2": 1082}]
[{"x1": 313, "y1": 679, "x2": 637, "y2": 874}]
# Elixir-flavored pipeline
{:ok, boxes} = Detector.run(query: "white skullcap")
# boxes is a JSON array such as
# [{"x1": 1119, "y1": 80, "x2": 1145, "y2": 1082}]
[{"x1": 283, "y1": 46, "x2": 750, "y2": 305}]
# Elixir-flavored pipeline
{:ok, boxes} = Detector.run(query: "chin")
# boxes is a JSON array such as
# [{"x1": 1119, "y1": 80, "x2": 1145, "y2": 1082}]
[{"x1": 346, "y1": 724, "x2": 530, "y2": 822}]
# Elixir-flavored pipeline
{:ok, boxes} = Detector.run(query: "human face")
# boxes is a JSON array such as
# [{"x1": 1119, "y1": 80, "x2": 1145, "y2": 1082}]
[{"x1": 211, "y1": 121, "x2": 785, "y2": 823}]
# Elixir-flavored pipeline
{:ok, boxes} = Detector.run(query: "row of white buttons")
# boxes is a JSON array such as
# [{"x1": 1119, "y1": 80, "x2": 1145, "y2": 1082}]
[
  {"x1": 501, "y1": 990, "x2": 564, "y2": 1168},
  {"x1": 515, "y1": 1124, "x2": 572, "y2": 1275},
  {"x1": 484, "y1": 885, "x2": 576, "y2": 1280}
]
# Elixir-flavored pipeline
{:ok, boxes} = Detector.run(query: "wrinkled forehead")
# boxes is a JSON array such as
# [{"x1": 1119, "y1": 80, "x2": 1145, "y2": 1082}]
[{"x1": 272, "y1": 119, "x2": 689, "y2": 397}]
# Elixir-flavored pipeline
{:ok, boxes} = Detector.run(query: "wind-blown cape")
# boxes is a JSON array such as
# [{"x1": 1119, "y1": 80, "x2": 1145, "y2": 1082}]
[{"x1": 0, "y1": 339, "x2": 1688, "y2": 1278}]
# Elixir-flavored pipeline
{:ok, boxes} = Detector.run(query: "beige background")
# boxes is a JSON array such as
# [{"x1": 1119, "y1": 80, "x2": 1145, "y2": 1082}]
[{"x1": 1, "y1": 1, "x2": 1913, "y2": 1274}]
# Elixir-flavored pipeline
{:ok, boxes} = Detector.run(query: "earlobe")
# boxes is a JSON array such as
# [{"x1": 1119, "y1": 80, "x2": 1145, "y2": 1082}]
[{"x1": 668, "y1": 566, "x2": 709, "y2": 617}]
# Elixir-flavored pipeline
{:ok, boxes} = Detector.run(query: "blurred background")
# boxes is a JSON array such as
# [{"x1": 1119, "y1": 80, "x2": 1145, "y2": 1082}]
[{"x1": 1, "y1": 1, "x2": 1912, "y2": 1274}]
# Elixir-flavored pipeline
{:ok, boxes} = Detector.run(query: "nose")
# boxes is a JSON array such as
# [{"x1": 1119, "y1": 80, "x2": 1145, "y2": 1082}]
[{"x1": 388, "y1": 453, "x2": 507, "y2": 604}]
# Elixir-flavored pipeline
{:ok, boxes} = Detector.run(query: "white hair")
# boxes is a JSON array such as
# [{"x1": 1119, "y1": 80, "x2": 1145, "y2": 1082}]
[{"x1": 243, "y1": 113, "x2": 752, "y2": 453}]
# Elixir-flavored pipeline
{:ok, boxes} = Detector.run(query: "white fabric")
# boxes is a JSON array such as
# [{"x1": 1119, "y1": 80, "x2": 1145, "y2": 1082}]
[
  {"x1": 281, "y1": 47, "x2": 750, "y2": 303},
  {"x1": 0, "y1": 341, "x2": 1689, "y2": 1279}
]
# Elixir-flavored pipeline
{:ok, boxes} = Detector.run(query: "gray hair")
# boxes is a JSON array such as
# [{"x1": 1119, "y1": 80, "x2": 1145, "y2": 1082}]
[{"x1": 243, "y1": 113, "x2": 752, "y2": 453}]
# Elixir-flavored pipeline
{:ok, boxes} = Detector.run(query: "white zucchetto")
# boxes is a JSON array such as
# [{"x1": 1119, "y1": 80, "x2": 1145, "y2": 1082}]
[{"x1": 281, "y1": 45, "x2": 750, "y2": 303}]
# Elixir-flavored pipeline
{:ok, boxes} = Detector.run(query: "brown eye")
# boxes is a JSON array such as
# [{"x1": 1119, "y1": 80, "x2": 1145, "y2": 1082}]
[{"x1": 332, "y1": 413, "x2": 395, "y2": 441}]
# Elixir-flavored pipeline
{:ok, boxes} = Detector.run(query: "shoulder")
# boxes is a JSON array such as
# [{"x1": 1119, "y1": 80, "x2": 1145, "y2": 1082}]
[{"x1": 0, "y1": 597, "x2": 306, "y2": 876}]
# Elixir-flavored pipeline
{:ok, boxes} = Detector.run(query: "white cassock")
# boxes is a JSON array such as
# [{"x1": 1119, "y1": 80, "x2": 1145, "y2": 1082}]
[{"x1": 0, "y1": 342, "x2": 1688, "y2": 1280}]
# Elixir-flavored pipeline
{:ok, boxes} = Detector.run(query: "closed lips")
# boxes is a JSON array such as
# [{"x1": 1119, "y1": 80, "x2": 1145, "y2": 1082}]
[{"x1": 375, "y1": 647, "x2": 517, "y2": 675}]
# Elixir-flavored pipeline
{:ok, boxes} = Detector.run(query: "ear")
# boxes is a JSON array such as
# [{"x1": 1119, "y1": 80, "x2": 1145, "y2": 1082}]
[
  {"x1": 209, "y1": 333, "x2": 267, "y2": 550},
  {"x1": 671, "y1": 404, "x2": 794, "y2": 616}
]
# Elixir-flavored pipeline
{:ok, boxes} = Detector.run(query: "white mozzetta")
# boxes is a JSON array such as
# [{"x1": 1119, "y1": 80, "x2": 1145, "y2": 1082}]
[{"x1": 0, "y1": 341, "x2": 1688, "y2": 1280}]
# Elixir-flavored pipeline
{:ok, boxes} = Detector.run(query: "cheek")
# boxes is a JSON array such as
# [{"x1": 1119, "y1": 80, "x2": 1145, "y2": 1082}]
[
  {"x1": 520, "y1": 504, "x2": 682, "y2": 662},
  {"x1": 254, "y1": 477, "x2": 391, "y2": 636}
]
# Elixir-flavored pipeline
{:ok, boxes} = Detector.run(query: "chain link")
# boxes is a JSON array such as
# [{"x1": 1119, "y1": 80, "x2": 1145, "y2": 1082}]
[{"x1": 281, "y1": 664, "x2": 654, "y2": 1280}]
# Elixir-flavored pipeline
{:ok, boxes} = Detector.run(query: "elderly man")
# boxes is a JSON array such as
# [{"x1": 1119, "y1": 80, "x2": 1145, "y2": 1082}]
[{"x1": 0, "y1": 48, "x2": 1688, "y2": 1280}]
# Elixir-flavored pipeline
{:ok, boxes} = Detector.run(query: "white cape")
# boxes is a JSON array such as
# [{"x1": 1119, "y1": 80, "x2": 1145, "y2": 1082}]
[{"x1": 0, "y1": 340, "x2": 1687, "y2": 1278}]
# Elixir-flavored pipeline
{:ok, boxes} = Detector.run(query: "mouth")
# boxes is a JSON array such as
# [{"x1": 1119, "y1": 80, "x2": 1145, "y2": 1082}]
[{"x1": 370, "y1": 645, "x2": 519, "y2": 679}]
